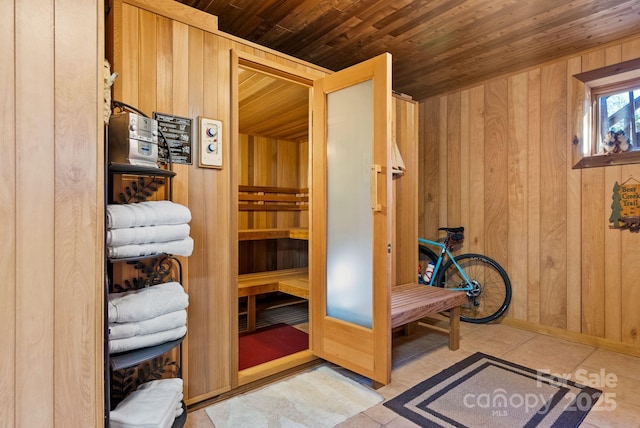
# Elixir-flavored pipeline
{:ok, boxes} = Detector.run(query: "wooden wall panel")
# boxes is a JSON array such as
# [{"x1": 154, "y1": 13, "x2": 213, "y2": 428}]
[
  {"x1": 393, "y1": 97, "x2": 418, "y2": 286},
  {"x1": 579, "y1": 50, "x2": 606, "y2": 337},
  {"x1": 54, "y1": 0, "x2": 104, "y2": 426},
  {"x1": 3, "y1": 1, "x2": 103, "y2": 426},
  {"x1": 15, "y1": 1, "x2": 56, "y2": 426},
  {"x1": 526, "y1": 69, "x2": 541, "y2": 325},
  {"x1": 507, "y1": 72, "x2": 529, "y2": 320},
  {"x1": 0, "y1": 0, "x2": 16, "y2": 425},
  {"x1": 418, "y1": 97, "x2": 440, "y2": 240},
  {"x1": 539, "y1": 61, "x2": 567, "y2": 329},
  {"x1": 438, "y1": 98, "x2": 448, "y2": 229},
  {"x1": 565, "y1": 57, "x2": 583, "y2": 333},
  {"x1": 483, "y1": 79, "x2": 509, "y2": 268},
  {"x1": 619, "y1": 39, "x2": 640, "y2": 347},
  {"x1": 446, "y1": 92, "x2": 461, "y2": 227},
  {"x1": 419, "y1": 32, "x2": 640, "y2": 353},
  {"x1": 468, "y1": 86, "x2": 485, "y2": 254},
  {"x1": 600, "y1": 47, "x2": 622, "y2": 341},
  {"x1": 459, "y1": 90, "x2": 470, "y2": 239}
]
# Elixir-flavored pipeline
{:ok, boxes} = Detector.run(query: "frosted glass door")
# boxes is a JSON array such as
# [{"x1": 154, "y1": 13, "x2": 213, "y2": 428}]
[
  {"x1": 325, "y1": 80, "x2": 373, "y2": 328},
  {"x1": 310, "y1": 53, "x2": 391, "y2": 385}
]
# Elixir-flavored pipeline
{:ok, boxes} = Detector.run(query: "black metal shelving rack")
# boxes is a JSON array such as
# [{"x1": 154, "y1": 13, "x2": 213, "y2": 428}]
[{"x1": 104, "y1": 139, "x2": 186, "y2": 427}]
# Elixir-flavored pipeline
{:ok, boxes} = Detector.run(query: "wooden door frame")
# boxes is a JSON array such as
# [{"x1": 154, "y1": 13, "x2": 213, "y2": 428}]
[{"x1": 230, "y1": 50, "x2": 320, "y2": 388}]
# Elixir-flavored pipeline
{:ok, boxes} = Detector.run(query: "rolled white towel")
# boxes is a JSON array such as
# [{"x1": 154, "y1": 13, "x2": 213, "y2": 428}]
[
  {"x1": 107, "y1": 237, "x2": 194, "y2": 259},
  {"x1": 109, "y1": 310, "x2": 187, "y2": 340},
  {"x1": 108, "y1": 282, "x2": 188, "y2": 324},
  {"x1": 109, "y1": 326, "x2": 187, "y2": 354},
  {"x1": 107, "y1": 224, "x2": 191, "y2": 246},
  {"x1": 107, "y1": 200, "x2": 192, "y2": 229},
  {"x1": 110, "y1": 378, "x2": 183, "y2": 428}
]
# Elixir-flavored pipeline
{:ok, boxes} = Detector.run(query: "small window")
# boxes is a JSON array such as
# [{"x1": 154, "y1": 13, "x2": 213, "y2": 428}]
[
  {"x1": 594, "y1": 82, "x2": 640, "y2": 155},
  {"x1": 572, "y1": 59, "x2": 640, "y2": 169}
]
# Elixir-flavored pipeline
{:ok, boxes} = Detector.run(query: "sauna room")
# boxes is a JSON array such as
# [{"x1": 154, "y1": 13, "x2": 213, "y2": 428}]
[
  {"x1": 5, "y1": 0, "x2": 640, "y2": 426},
  {"x1": 236, "y1": 65, "x2": 312, "y2": 370}
]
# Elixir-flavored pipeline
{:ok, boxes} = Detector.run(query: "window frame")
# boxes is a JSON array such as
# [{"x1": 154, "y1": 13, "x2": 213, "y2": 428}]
[{"x1": 572, "y1": 58, "x2": 640, "y2": 169}]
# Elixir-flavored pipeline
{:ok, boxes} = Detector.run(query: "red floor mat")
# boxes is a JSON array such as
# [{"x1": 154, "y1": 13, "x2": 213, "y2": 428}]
[{"x1": 239, "y1": 323, "x2": 309, "y2": 370}]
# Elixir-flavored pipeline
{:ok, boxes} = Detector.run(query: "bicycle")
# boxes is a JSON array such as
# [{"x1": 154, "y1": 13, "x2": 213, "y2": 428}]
[{"x1": 418, "y1": 226, "x2": 512, "y2": 323}]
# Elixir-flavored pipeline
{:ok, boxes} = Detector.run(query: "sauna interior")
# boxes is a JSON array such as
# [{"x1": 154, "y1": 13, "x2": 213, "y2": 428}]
[{"x1": 236, "y1": 64, "x2": 312, "y2": 371}]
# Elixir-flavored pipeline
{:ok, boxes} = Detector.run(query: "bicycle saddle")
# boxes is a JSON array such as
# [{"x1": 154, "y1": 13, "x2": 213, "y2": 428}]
[{"x1": 439, "y1": 226, "x2": 464, "y2": 233}]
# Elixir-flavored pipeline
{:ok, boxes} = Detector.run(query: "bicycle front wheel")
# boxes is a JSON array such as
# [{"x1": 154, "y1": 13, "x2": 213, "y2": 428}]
[{"x1": 435, "y1": 253, "x2": 512, "y2": 323}]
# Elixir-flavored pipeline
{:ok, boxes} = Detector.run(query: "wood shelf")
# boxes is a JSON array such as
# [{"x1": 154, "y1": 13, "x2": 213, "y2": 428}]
[
  {"x1": 238, "y1": 185, "x2": 308, "y2": 211},
  {"x1": 238, "y1": 228, "x2": 308, "y2": 241},
  {"x1": 109, "y1": 162, "x2": 176, "y2": 177}
]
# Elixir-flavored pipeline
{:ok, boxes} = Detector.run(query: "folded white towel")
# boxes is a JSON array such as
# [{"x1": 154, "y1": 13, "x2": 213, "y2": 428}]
[
  {"x1": 107, "y1": 200, "x2": 192, "y2": 229},
  {"x1": 109, "y1": 310, "x2": 187, "y2": 340},
  {"x1": 110, "y1": 378, "x2": 183, "y2": 428},
  {"x1": 172, "y1": 392, "x2": 184, "y2": 418},
  {"x1": 107, "y1": 237, "x2": 194, "y2": 259},
  {"x1": 109, "y1": 326, "x2": 187, "y2": 354},
  {"x1": 108, "y1": 282, "x2": 188, "y2": 323},
  {"x1": 107, "y1": 224, "x2": 190, "y2": 246}
]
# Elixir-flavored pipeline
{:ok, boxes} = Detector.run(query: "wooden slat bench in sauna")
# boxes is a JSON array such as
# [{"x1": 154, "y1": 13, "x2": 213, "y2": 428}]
[
  {"x1": 238, "y1": 185, "x2": 309, "y2": 241},
  {"x1": 238, "y1": 185, "x2": 310, "y2": 331},
  {"x1": 238, "y1": 268, "x2": 309, "y2": 332},
  {"x1": 391, "y1": 283, "x2": 468, "y2": 350}
]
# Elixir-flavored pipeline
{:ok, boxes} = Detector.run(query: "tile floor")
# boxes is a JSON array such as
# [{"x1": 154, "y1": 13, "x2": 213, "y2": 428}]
[{"x1": 184, "y1": 321, "x2": 640, "y2": 427}]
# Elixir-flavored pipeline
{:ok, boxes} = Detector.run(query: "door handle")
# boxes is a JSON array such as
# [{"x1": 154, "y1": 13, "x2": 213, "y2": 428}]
[{"x1": 370, "y1": 164, "x2": 381, "y2": 212}]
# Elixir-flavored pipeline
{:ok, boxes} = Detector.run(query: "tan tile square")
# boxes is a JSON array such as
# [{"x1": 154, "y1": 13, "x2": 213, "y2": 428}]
[
  {"x1": 374, "y1": 380, "x2": 412, "y2": 400},
  {"x1": 384, "y1": 415, "x2": 422, "y2": 428},
  {"x1": 581, "y1": 348, "x2": 640, "y2": 382},
  {"x1": 391, "y1": 353, "x2": 450, "y2": 388},
  {"x1": 582, "y1": 398, "x2": 640, "y2": 427},
  {"x1": 334, "y1": 412, "x2": 382, "y2": 428},
  {"x1": 363, "y1": 402, "x2": 400, "y2": 425},
  {"x1": 501, "y1": 335, "x2": 595, "y2": 373},
  {"x1": 458, "y1": 323, "x2": 538, "y2": 356},
  {"x1": 184, "y1": 408, "x2": 213, "y2": 427}
]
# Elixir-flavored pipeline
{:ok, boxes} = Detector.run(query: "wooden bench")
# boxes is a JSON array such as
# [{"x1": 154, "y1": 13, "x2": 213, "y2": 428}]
[
  {"x1": 238, "y1": 185, "x2": 308, "y2": 211},
  {"x1": 238, "y1": 267, "x2": 309, "y2": 331},
  {"x1": 238, "y1": 185, "x2": 309, "y2": 241},
  {"x1": 391, "y1": 283, "x2": 467, "y2": 350}
]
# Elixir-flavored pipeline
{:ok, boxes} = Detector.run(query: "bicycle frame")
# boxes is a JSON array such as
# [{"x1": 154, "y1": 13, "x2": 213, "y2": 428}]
[{"x1": 418, "y1": 237, "x2": 473, "y2": 292}]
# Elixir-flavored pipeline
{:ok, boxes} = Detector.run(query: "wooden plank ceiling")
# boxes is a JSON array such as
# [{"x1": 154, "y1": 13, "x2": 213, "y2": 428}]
[
  {"x1": 178, "y1": 0, "x2": 640, "y2": 100},
  {"x1": 238, "y1": 67, "x2": 309, "y2": 142}
]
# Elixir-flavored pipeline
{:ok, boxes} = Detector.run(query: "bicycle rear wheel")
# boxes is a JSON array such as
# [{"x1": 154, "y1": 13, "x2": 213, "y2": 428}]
[
  {"x1": 434, "y1": 253, "x2": 511, "y2": 323},
  {"x1": 418, "y1": 245, "x2": 438, "y2": 284}
]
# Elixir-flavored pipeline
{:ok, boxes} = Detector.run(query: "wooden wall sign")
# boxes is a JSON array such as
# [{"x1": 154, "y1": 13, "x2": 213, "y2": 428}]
[{"x1": 610, "y1": 178, "x2": 640, "y2": 231}]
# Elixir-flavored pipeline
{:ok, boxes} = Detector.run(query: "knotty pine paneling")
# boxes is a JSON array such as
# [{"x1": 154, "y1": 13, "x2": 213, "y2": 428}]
[
  {"x1": 419, "y1": 33, "x2": 640, "y2": 352},
  {"x1": 109, "y1": 0, "x2": 328, "y2": 402}
]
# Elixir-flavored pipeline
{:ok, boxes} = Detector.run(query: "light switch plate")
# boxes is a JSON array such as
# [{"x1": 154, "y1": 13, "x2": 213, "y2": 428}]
[{"x1": 199, "y1": 117, "x2": 223, "y2": 168}]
